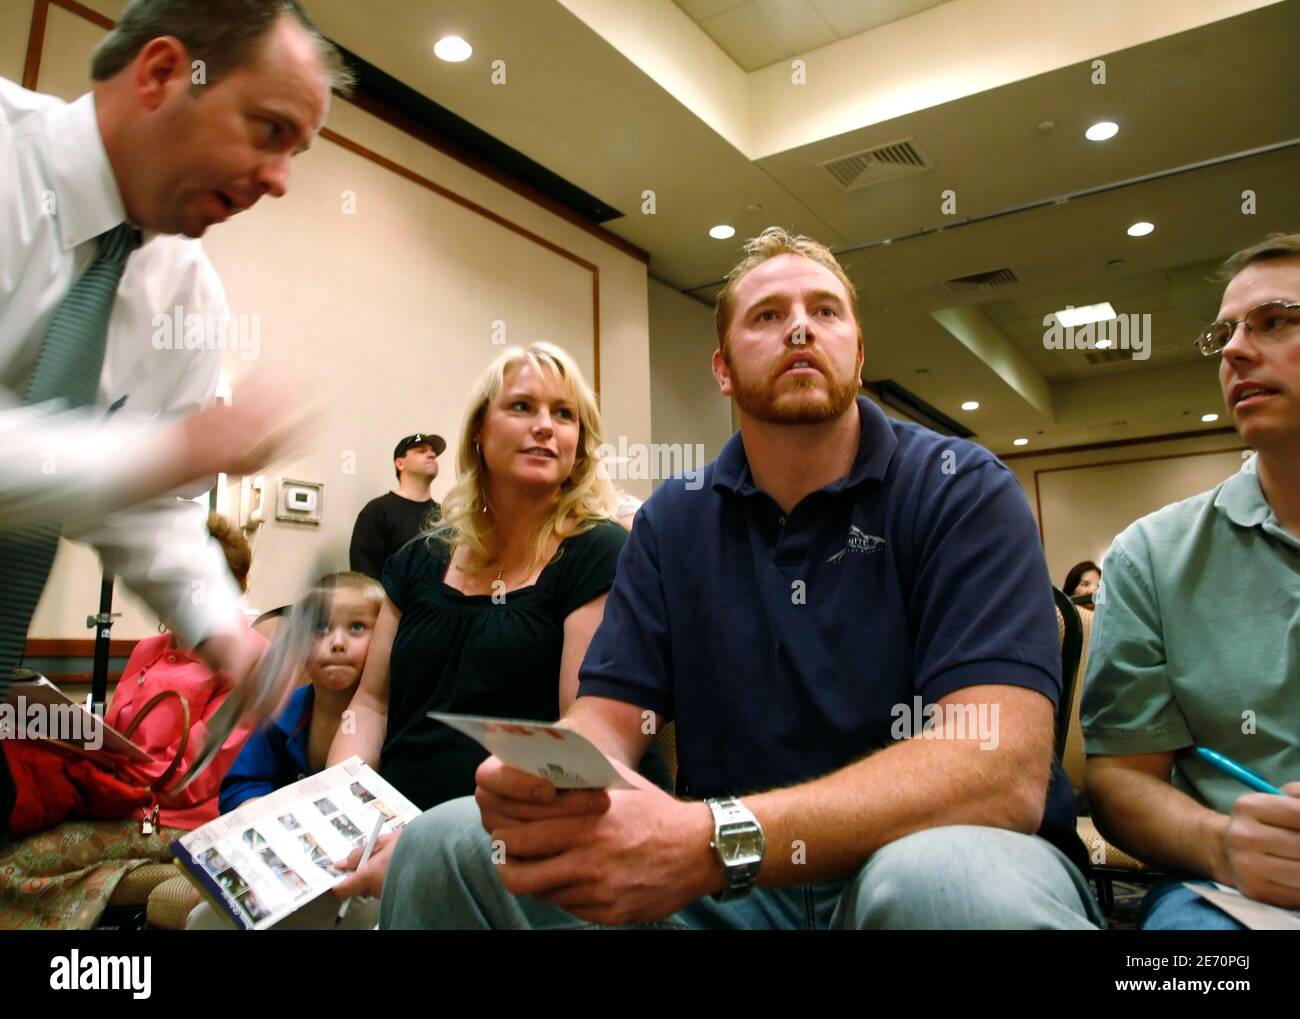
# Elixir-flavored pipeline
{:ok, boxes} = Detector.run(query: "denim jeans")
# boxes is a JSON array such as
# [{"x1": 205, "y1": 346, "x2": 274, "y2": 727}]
[
  {"x1": 379, "y1": 796, "x2": 1103, "y2": 930},
  {"x1": 1140, "y1": 881, "x2": 1246, "y2": 931}
]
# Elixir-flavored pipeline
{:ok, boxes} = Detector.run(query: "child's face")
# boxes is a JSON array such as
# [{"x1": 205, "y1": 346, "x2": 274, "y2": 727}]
[{"x1": 308, "y1": 589, "x2": 378, "y2": 692}]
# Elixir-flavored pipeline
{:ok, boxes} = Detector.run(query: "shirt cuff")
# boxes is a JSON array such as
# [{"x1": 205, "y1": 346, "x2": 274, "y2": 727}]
[
  {"x1": 1083, "y1": 726, "x2": 1193, "y2": 756},
  {"x1": 922, "y1": 658, "x2": 1060, "y2": 707},
  {"x1": 575, "y1": 677, "x2": 673, "y2": 721}
]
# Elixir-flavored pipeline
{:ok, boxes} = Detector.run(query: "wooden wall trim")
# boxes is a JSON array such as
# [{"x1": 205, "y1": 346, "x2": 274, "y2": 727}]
[
  {"x1": 1032, "y1": 444, "x2": 1247, "y2": 560},
  {"x1": 50, "y1": 0, "x2": 111, "y2": 30},
  {"x1": 42, "y1": 674, "x2": 122, "y2": 686},
  {"x1": 21, "y1": 0, "x2": 49, "y2": 88},
  {"x1": 343, "y1": 89, "x2": 648, "y2": 267},
  {"x1": 318, "y1": 126, "x2": 599, "y2": 274},
  {"x1": 25, "y1": 638, "x2": 138, "y2": 657},
  {"x1": 1031, "y1": 445, "x2": 1248, "y2": 479},
  {"x1": 30, "y1": 0, "x2": 616, "y2": 395},
  {"x1": 998, "y1": 425, "x2": 1237, "y2": 461}
]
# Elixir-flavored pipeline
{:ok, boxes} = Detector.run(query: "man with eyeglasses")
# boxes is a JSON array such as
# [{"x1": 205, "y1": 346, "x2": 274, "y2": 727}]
[{"x1": 1082, "y1": 233, "x2": 1300, "y2": 929}]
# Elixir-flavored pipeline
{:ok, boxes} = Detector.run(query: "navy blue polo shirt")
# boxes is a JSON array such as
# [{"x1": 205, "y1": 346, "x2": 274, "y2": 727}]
[{"x1": 579, "y1": 396, "x2": 1082, "y2": 868}]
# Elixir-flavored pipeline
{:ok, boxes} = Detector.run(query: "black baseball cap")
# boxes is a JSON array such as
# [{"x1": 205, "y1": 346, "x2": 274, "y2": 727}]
[{"x1": 394, "y1": 433, "x2": 446, "y2": 460}]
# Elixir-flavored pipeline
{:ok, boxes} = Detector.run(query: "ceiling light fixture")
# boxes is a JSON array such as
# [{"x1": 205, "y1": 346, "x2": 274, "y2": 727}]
[
  {"x1": 709, "y1": 224, "x2": 736, "y2": 240},
  {"x1": 434, "y1": 36, "x2": 472, "y2": 62},
  {"x1": 1202, "y1": 413, "x2": 1219, "y2": 423},
  {"x1": 1013, "y1": 438, "x2": 1029, "y2": 446},
  {"x1": 1127, "y1": 221, "x2": 1155, "y2": 237},
  {"x1": 1085, "y1": 121, "x2": 1119, "y2": 141},
  {"x1": 1052, "y1": 302, "x2": 1116, "y2": 327},
  {"x1": 961, "y1": 401, "x2": 979, "y2": 411}
]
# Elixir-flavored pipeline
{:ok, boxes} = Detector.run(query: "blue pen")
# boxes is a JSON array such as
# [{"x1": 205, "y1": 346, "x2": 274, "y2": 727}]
[{"x1": 1194, "y1": 747, "x2": 1284, "y2": 795}]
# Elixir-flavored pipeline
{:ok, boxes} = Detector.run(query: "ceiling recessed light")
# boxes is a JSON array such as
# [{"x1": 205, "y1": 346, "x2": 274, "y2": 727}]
[
  {"x1": 961, "y1": 400, "x2": 980, "y2": 411},
  {"x1": 1085, "y1": 121, "x2": 1119, "y2": 141},
  {"x1": 1201, "y1": 412, "x2": 1220, "y2": 423},
  {"x1": 434, "y1": 35, "x2": 472, "y2": 62},
  {"x1": 1127, "y1": 221, "x2": 1155, "y2": 237},
  {"x1": 1013, "y1": 438, "x2": 1029, "y2": 446},
  {"x1": 709, "y1": 224, "x2": 735, "y2": 240},
  {"x1": 1053, "y1": 302, "x2": 1116, "y2": 327}
]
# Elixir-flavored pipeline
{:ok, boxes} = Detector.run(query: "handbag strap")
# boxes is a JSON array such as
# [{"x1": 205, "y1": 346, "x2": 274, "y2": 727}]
[{"x1": 120, "y1": 689, "x2": 191, "y2": 794}]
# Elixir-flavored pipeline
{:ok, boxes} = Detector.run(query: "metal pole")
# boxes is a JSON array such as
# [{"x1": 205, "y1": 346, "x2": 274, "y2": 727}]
[{"x1": 87, "y1": 574, "x2": 117, "y2": 715}]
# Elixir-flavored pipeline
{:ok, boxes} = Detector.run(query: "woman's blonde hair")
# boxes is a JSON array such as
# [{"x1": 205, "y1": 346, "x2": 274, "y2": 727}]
[{"x1": 433, "y1": 342, "x2": 619, "y2": 572}]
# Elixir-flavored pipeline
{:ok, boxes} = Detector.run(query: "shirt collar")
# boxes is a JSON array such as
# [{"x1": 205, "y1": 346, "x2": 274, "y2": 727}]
[
  {"x1": 45, "y1": 92, "x2": 128, "y2": 252},
  {"x1": 712, "y1": 395, "x2": 899, "y2": 497},
  {"x1": 1216, "y1": 455, "x2": 1300, "y2": 548}
]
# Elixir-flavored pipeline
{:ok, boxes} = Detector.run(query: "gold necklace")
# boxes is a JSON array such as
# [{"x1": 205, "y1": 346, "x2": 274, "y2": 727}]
[{"x1": 453, "y1": 555, "x2": 513, "y2": 581}]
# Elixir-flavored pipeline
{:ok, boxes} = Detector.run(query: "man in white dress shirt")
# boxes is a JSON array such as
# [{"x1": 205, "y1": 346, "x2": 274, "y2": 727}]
[{"x1": 0, "y1": 0, "x2": 352, "y2": 837}]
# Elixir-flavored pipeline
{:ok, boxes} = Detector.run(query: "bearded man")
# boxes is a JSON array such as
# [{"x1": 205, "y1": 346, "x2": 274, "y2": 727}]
[{"x1": 375, "y1": 228, "x2": 1101, "y2": 930}]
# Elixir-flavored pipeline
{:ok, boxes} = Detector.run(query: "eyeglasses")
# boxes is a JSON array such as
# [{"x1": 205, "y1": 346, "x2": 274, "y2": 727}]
[{"x1": 1195, "y1": 300, "x2": 1300, "y2": 356}]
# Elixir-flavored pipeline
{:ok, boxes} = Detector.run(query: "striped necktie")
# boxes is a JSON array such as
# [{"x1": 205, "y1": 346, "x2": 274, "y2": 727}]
[{"x1": 0, "y1": 222, "x2": 142, "y2": 691}]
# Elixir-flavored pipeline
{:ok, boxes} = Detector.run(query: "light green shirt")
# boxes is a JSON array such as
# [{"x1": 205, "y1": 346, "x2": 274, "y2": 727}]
[{"x1": 1081, "y1": 458, "x2": 1300, "y2": 813}]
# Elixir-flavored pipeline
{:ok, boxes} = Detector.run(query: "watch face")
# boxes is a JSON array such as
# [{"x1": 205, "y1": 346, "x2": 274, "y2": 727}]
[{"x1": 719, "y1": 825, "x2": 764, "y2": 865}]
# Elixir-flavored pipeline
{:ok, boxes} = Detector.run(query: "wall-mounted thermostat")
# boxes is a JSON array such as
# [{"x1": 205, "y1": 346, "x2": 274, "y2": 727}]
[{"x1": 276, "y1": 479, "x2": 323, "y2": 525}]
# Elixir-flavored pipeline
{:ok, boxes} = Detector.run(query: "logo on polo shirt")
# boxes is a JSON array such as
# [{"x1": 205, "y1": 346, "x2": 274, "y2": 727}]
[{"x1": 826, "y1": 524, "x2": 886, "y2": 563}]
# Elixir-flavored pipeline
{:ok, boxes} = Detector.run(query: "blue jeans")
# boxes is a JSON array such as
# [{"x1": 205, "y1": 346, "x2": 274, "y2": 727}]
[
  {"x1": 1140, "y1": 881, "x2": 1246, "y2": 931},
  {"x1": 379, "y1": 796, "x2": 1103, "y2": 930}
]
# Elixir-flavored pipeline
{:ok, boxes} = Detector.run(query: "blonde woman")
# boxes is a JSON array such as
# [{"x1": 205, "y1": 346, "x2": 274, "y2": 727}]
[{"x1": 328, "y1": 343, "x2": 668, "y2": 891}]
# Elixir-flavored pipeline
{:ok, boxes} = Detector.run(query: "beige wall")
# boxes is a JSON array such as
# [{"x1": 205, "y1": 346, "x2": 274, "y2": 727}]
[
  {"x1": 647, "y1": 279, "x2": 733, "y2": 479},
  {"x1": 14, "y1": 0, "x2": 653, "y2": 638},
  {"x1": 0, "y1": 0, "x2": 34, "y2": 80},
  {"x1": 1003, "y1": 432, "x2": 1248, "y2": 590}
]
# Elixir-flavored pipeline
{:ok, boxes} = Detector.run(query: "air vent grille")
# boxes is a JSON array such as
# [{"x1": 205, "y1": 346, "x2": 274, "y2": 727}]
[
  {"x1": 941, "y1": 268, "x2": 1020, "y2": 296},
  {"x1": 819, "y1": 139, "x2": 932, "y2": 192}
]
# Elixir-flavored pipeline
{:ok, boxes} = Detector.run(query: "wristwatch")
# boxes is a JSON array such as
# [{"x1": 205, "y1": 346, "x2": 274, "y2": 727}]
[{"x1": 706, "y1": 797, "x2": 765, "y2": 901}]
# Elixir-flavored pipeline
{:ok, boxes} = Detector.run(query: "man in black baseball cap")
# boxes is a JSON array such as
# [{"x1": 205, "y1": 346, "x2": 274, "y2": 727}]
[{"x1": 349, "y1": 433, "x2": 446, "y2": 579}]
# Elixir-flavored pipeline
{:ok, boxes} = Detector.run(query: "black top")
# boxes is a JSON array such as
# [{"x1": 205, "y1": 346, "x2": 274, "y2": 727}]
[
  {"x1": 379, "y1": 519, "x2": 670, "y2": 810},
  {"x1": 349, "y1": 492, "x2": 441, "y2": 580}
]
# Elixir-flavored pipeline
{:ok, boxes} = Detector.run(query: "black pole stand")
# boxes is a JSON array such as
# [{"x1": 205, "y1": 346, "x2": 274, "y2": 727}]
[{"x1": 86, "y1": 573, "x2": 119, "y2": 716}]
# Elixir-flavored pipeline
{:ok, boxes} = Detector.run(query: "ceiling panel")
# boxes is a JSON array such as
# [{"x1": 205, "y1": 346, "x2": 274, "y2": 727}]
[
  {"x1": 811, "y1": 0, "x2": 952, "y2": 37},
  {"x1": 303, "y1": 0, "x2": 1298, "y2": 452}
]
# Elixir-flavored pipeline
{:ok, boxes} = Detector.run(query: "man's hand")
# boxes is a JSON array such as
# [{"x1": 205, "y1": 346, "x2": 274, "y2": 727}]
[
  {"x1": 177, "y1": 372, "x2": 313, "y2": 480},
  {"x1": 474, "y1": 754, "x2": 612, "y2": 830},
  {"x1": 1223, "y1": 781, "x2": 1300, "y2": 908},
  {"x1": 194, "y1": 627, "x2": 264, "y2": 696},
  {"x1": 332, "y1": 831, "x2": 402, "y2": 900},
  {"x1": 479, "y1": 758, "x2": 720, "y2": 926}
]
